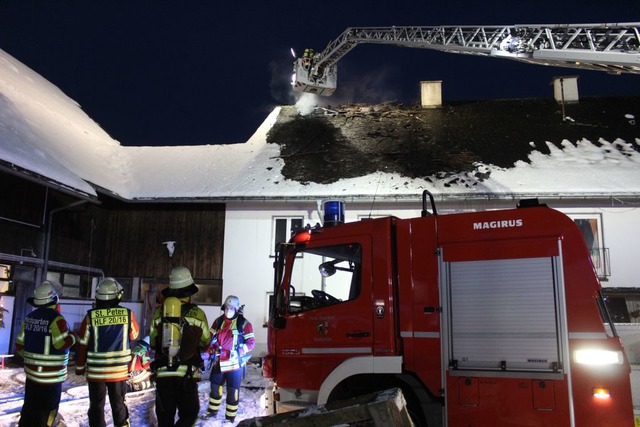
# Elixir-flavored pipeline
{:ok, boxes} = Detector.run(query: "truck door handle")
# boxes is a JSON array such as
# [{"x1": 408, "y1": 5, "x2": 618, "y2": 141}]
[{"x1": 346, "y1": 332, "x2": 370, "y2": 338}]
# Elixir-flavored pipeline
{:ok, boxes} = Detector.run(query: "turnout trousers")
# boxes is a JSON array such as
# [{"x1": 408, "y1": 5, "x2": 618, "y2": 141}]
[
  {"x1": 155, "y1": 376, "x2": 200, "y2": 427},
  {"x1": 87, "y1": 380, "x2": 129, "y2": 427},
  {"x1": 208, "y1": 368, "x2": 242, "y2": 421},
  {"x1": 19, "y1": 379, "x2": 62, "y2": 427}
]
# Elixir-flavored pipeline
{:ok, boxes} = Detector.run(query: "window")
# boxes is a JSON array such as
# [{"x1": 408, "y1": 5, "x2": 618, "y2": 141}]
[
  {"x1": 271, "y1": 217, "x2": 304, "y2": 256},
  {"x1": 45, "y1": 271, "x2": 93, "y2": 299},
  {"x1": 286, "y1": 243, "x2": 362, "y2": 314},
  {"x1": 0, "y1": 264, "x2": 12, "y2": 294},
  {"x1": 59, "y1": 273, "x2": 81, "y2": 298},
  {"x1": 192, "y1": 280, "x2": 223, "y2": 305},
  {"x1": 570, "y1": 214, "x2": 610, "y2": 279}
]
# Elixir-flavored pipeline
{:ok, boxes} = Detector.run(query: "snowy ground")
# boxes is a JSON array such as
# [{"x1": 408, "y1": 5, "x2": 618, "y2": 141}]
[{"x1": 0, "y1": 361, "x2": 270, "y2": 426}]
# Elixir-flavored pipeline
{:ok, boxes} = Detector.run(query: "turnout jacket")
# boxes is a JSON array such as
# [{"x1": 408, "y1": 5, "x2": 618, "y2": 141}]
[
  {"x1": 150, "y1": 296, "x2": 211, "y2": 379},
  {"x1": 210, "y1": 314, "x2": 255, "y2": 372},
  {"x1": 75, "y1": 305, "x2": 139, "y2": 382},
  {"x1": 15, "y1": 305, "x2": 76, "y2": 384}
]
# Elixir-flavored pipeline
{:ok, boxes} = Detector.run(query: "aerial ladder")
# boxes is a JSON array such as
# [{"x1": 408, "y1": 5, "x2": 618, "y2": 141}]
[{"x1": 292, "y1": 22, "x2": 640, "y2": 95}]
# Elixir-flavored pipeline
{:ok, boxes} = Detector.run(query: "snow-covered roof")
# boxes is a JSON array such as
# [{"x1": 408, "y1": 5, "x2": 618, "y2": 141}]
[{"x1": 1, "y1": 47, "x2": 639, "y2": 203}]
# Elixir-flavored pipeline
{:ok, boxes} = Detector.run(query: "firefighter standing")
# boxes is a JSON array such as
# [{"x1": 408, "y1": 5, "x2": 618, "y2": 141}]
[
  {"x1": 75, "y1": 278, "x2": 140, "y2": 427},
  {"x1": 207, "y1": 295, "x2": 256, "y2": 422},
  {"x1": 150, "y1": 266, "x2": 211, "y2": 427},
  {"x1": 16, "y1": 281, "x2": 76, "y2": 427}
]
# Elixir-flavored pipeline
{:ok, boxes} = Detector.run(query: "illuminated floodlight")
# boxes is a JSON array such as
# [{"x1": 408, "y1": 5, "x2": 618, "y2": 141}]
[{"x1": 574, "y1": 349, "x2": 623, "y2": 365}]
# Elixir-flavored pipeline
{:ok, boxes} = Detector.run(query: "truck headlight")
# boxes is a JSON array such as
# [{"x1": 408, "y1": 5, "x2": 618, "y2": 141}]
[{"x1": 574, "y1": 349, "x2": 623, "y2": 365}]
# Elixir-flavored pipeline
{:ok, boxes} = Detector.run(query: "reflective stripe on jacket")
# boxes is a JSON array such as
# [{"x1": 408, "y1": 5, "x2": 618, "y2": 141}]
[
  {"x1": 15, "y1": 306, "x2": 75, "y2": 384},
  {"x1": 211, "y1": 315, "x2": 256, "y2": 373}
]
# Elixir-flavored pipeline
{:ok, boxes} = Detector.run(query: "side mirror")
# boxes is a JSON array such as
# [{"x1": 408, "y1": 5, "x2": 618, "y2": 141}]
[{"x1": 319, "y1": 261, "x2": 336, "y2": 277}]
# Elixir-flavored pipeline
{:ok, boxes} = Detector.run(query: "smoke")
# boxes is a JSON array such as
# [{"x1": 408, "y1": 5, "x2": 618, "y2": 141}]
[
  {"x1": 292, "y1": 65, "x2": 405, "y2": 116},
  {"x1": 269, "y1": 54, "x2": 408, "y2": 116},
  {"x1": 330, "y1": 65, "x2": 403, "y2": 105},
  {"x1": 294, "y1": 93, "x2": 319, "y2": 116},
  {"x1": 268, "y1": 59, "x2": 297, "y2": 106}
]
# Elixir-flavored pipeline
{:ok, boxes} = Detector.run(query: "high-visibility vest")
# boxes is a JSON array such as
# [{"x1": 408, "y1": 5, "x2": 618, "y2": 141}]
[
  {"x1": 77, "y1": 306, "x2": 139, "y2": 381},
  {"x1": 16, "y1": 307, "x2": 74, "y2": 384}
]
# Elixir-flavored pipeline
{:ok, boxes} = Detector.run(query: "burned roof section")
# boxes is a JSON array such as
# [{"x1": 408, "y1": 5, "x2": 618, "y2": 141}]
[{"x1": 267, "y1": 97, "x2": 639, "y2": 185}]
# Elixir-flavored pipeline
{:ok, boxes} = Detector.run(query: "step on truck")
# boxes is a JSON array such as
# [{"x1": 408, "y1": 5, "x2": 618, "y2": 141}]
[{"x1": 262, "y1": 193, "x2": 634, "y2": 426}]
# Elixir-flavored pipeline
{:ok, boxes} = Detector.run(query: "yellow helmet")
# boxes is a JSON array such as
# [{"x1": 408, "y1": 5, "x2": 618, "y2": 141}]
[
  {"x1": 169, "y1": 267, "x2": 193, "y2": 289},
  {"x1": 163, "y1": 267, "x2": 199, "y2": 297},
  {"x1": 96, "y1": 277, "x2": 123, "y2": 301}
]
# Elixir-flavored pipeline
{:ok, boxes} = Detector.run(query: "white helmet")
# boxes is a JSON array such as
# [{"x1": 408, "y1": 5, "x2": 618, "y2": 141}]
[
  {"x1": 96, "y1": 277, "x2": 123, "y2": 301},
  {"x1": 29, "y1": 281, "x2": 58, "y2": 306},
  {"x1": 223, "y1": 295, "x2": 241, "y2": 311}
]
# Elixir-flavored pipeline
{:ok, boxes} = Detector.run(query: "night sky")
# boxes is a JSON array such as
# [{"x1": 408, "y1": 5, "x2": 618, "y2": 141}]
[{"x1": 1, "y1": 1, "x2": 638, "y2": 146}]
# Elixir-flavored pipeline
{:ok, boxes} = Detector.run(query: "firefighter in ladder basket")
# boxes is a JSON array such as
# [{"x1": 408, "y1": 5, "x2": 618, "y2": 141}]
[
  {"x1": 205, "y1": 295, "x2": 255, "y2": 423},
  {"x1": 150, "y1": 266, "x2": 211, "y2": 427}
]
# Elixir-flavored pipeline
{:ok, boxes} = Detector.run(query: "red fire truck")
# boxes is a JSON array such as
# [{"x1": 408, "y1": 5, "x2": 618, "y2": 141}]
[{"x1": 263, "y1": 194, "x2": 634, "y2": 426}]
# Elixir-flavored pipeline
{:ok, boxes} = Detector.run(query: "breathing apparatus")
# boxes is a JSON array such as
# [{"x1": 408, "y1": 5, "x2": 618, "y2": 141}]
[{"x1": 162, "y1": 296, "x2": 182, "y2": 368}]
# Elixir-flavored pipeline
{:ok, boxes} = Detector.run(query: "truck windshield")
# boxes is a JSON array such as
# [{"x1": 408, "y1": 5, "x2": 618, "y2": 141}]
[{"x1": 286, "y1": 243, "x2": 362, "y2": 313}]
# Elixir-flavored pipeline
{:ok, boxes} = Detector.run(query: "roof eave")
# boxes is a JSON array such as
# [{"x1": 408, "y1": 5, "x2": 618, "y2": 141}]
[{"x1": 0, "y1": 160, "x2": 100, "y2": 203}]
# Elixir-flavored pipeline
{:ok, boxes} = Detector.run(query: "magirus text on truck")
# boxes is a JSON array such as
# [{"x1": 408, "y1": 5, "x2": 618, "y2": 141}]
[{"x1": 263, "y1": 192, "x2": 634, "y2": 426}]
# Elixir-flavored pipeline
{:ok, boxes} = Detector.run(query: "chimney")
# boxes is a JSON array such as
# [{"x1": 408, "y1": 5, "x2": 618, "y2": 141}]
[
  {"x1": 420, "y1": 81, "x2": 442, "y2": 108},
  {"x1": 552, "y1": 76, "x2": 579, "y2": 104}
]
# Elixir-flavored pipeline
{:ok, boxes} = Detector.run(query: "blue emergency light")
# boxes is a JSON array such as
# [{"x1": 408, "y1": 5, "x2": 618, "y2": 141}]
[{"x1": 322, "y1": 200, "x2": 345, "y2": 226}]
